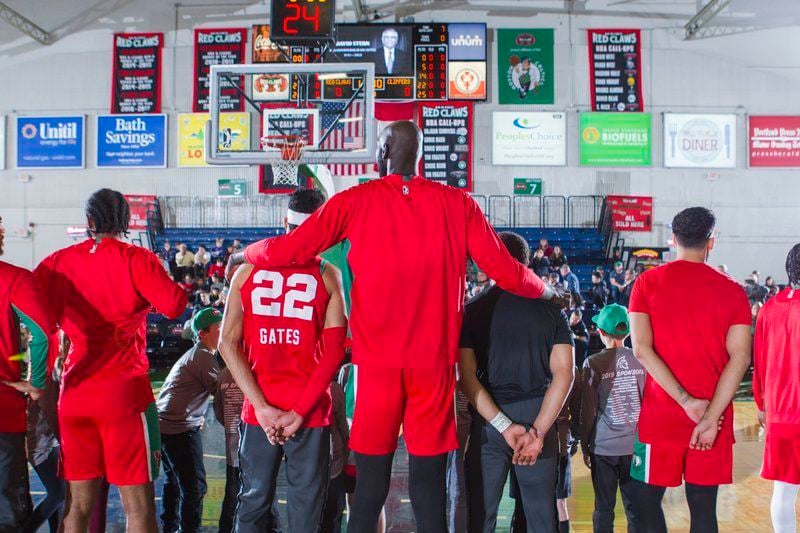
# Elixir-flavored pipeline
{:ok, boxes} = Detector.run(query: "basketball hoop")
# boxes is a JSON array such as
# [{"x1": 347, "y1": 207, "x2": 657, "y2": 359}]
[{"x1": 261, "y1": 134, "x2": 307, "y2": 187}]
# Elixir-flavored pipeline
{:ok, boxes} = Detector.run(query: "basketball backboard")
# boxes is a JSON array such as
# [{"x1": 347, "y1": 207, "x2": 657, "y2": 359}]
[{"x1": 204, "y1": 62, "x2": 375, "y2": 166}]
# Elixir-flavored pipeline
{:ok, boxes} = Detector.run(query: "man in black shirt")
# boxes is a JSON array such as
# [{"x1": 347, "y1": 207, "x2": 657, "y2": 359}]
[{"x1": 459, "y1": 232, "x2": 575, "y2": 533}]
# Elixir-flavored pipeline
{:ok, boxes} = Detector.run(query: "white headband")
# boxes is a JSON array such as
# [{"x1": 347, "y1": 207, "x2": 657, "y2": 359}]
[{"x1": 287, "y1": 209, "x2": 312, "y2": 226}]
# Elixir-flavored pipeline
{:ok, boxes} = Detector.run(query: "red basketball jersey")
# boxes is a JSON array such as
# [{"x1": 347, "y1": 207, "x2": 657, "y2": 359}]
[{"x1": 240, "y1": 258, "x2": 332, "y2": 427}]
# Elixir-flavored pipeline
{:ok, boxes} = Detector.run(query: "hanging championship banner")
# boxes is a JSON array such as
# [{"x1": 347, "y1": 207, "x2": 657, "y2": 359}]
[
  {"x1": 492, "y1": 112, "x2": 566, "y2": 166},
  {"x1": 124, "y1": 195, "x2": 157, "y2": 231},
  {"x1": 749, "y1": 115, "x2": 800, "y2": 168},
  {"x1": 417, "y1": 101, "x2": 473, "y2": 190},
  {"x1": 497, "y1": 29, "x2": 554, "y2": 105},
  {"x1": 588, "y1": 29, "x2": 643, "y2": 112},
  {"x1": 663, "y1": 113, "x2": 736, "y2": 168},
  {"x1": 193, "y1": 28, "x2": 247, "y2": 112},
  {"x1": 606, "y1": 195, "x2": 653, "y2": 232},
  {"x1": 178, "y1": 112, "x2": 250, "y2": 167},
  {"x1": 111, "y1": 33, "x2": 163, "y2": 114},
  {"x1": 580, "y1": 112, "x2": 651, "y2": 166},
  {"x1": 16, "y1": 115, "x2": 85, "y2": 169}
]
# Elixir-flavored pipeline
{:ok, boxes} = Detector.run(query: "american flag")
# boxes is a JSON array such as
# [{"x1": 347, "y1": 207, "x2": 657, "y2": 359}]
[{"x1": 319, "y1": 101, "x2": 368, "y2": 176}]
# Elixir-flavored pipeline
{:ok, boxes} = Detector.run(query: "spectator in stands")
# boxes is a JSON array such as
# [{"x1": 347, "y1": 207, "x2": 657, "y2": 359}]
[
  {"x1": 570, "y1": 309, "x2": 590, "y2": 368},
  {"x1": 549, "y1": 246, "x2": 568, "y2": 271},
  {"x1": 570, "y1": 290, "x2": 585, "y2": 312},
  {"x1": 530, "y1": 249, "x2": 551, "y2": 277},
  {"x1": 765, "y1": 276, "x2": 778, "y2": 291},
  {"x1": 210, "y1": 238, "x2": 226, "y2": 262},
  {"x1": 231, "y1": 239, "x2": 243, "y2": 252},
  {"x1": 213, "y1": 288, "x2": 228, "y2": 309},
  {"x1": 209, "y1": 274, "x2": 224, "y2": 292},
  {"x1": 176, "y1": 244, "x2": 195, "y2": 277},
  {"x1": 588, "y1": 271, "x2": 608, "y2": 309},
  {"x1": 609, "y1": 261, "x2": 627, "y2": 303},
  {"x1": 471, "y1": 271, "x2": 491, "y2": 298},
  {"x1": 559, "y1": 264, "x2": 580, "y2": 294},
  {"x1": 163, "y1": 241, "x2": 178, "y2": 273},
  {"x1": 156, "y1": 252, "x2": 170, "y2": 273},
  {"x1": 194, "y1": 246, "x2": 210, "y2": 277},
  {"x1": 548, "y1": 272, "x2": 564, "y2": 291},
  {"x1": 744, "y1": 274, "x2": 768, "y2": 305},
  {"x1": 619, "y1": 270, "x2": 636, "y2": 307},
  {"x1": 209, "y1": 287, "x2": 221, "y2": 305},
  {"x1": 179, "y1": 273, "x2": 195, "y2": 296},
  {"x1": 208, "y1": 257, "x2": 225, "y2": 280},
  {"x1": 538, "y1": 238, "x2": 554, "y2": 257},
  {"x1": 716, "y1": 264, "x2": 729, "y2": 274},
  {"x1": 768, "y1": 285, "x2": 780, "y2": 300}
]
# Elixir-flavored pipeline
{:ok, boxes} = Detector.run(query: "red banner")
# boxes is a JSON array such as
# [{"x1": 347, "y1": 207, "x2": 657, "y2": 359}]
[
  {"x1": 416, "y1": 101, "x2": 474, "y2": 191},
  {"x1": 111, "y1": 33, "x2": 163, "y2": 113},
  {"x1": 193, "y1": 28, "x2": 247, "y2": 112},
  {"x1": 749, "y1": 115, "x2": 800, "y2": 167},
  {"x1": 587, "y1": 29, "x2": 643, "y2": 112},
  {"x1": 124, "y1": 195, "x2": 157, "y2": 231},
  {"x1": 606, "y1": 195, "x2": 653, "y2": 232}
]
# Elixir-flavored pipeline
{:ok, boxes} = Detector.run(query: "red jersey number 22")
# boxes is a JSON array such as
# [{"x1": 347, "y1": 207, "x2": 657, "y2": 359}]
[{"x1": 251, "y1": 270, "x2": 317, "y2": 321}]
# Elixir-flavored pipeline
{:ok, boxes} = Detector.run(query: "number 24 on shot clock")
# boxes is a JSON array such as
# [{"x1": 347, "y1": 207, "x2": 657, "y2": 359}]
[{"x1": 270, "y1": 0, "x2": 336, "y2": 41}]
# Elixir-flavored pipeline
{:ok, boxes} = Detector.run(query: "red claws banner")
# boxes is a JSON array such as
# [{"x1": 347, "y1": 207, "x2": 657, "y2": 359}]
[
  {"x1": 193, "y1": 28, "x2": 247, "y2": 113},
  {"x1": 587, "y1": 29, "x2": 643, "y2": 113},
  {"x1": 416, "y1": 101, "x2": 474, "y2": 191},
  {"x1": 112, "y1": 33, "x2": 163, "y2": 114},
  {"x1": 606, "y1": 195, "x2": 653, "y2": 232}
]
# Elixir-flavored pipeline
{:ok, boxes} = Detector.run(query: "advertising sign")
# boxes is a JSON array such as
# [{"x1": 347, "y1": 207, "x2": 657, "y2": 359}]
[
  {"x1": 97, "y1": 114, "x2": 167, "y2": 168},
  {"x1": 580, "y1": 112, "x2": 651, "y2": 166},
  {"x1": 16, "y1": 115, "x2": 85, "y2": 169},
  {"x1": 748, "y1": 115, "x2": 800, "y2": 167},
  {"x1": 111, "y1": 32, "x2": 163, "y2": 113},
  {"x1": 493, "y1": 112, "x2": 566, "y2": 166},
  {"x1": 124, "y1": 194, "x2": 157, "y2": 231},
  {"x1": 193, "y1": 28, "x2": 247, "y2": 112},
  {"x1": 663, "y1": 113, "x2": 736, "y2": 168},
  {"x1": 447, "y1": 23, "x2": 486, "y2": 61},
  {"x1": 497, "y1": 29, "x2": 554, "y2": 105},
  {"x1": 447, "y1": 62, "x2": 486, "y2": 100},
  {"x1": 606, "y1": 195, "x2": 653, "y2": 232},
  {"x1": 588, "y1": 29, "x2": 643, "y2": 112},
  {"x1": 178, "y1": 112, "x2": 250, "y2": 167},
  {"x1": 251, "y1": 25, "x2": 288, "y2": 63},
  {"x1": 417, "y1": 101, "x2": 473, "y2": 190}
]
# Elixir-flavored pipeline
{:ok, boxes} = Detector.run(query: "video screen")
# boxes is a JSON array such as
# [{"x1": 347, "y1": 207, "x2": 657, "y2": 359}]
[{"x1": 332, "y1": 24, "x2": 414, "y2": 77}]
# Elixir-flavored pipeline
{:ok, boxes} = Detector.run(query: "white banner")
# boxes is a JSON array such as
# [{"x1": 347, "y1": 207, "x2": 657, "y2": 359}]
[
  {"x1": 663, "y1": 113, "x2": 737, "y2": 168},
  {"x1": 492, "y1": 111, "x2": 566, "y2": 166}
]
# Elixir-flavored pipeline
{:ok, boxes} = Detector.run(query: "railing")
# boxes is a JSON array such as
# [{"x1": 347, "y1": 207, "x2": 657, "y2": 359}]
[{"x1": 159, "y1": 196, "x2": 290, "y2": 229}]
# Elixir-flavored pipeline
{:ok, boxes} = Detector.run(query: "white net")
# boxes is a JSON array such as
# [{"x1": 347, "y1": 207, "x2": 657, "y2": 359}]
[
  {"x1": 262, "y1": 134, "x2": 306, "y2": 187},
  {"x1": 271, "y1": 160, "x2": 301, "y2": 186}
]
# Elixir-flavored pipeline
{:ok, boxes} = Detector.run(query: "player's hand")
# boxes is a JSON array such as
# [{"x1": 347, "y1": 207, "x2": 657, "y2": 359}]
[
  {"x1": 582, "y1": 447, "x2": 592, "y2": 469},
  {"x1": 2, "y1": 381, "x2": 42, "y2": 401},
  {"x1": 690, "y1": 415, "x2": 719, "y2": 451},
  {"x1": 502, "y1": 423, "x2": 527, "y2": 451},
  {"x1": 274, "y1": 410, "x2": 304, "y2": 444},
  {"x1": 682, "y1": 397, "x2": 710, "y2": 424},
  {"x1": 513, "y1": 428, "x2": 544, "y2": 466},
  {"x1": 254, "y1": 404, "x2": 285, "y2": 444},
  {"x1": 757, "y1": 410, "x2": 766, "y2": 429}
]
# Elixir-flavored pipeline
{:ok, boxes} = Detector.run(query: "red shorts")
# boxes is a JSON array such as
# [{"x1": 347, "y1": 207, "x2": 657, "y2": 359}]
[
  {"x1": 59, "y1": 403, "x2": 161, "y2": 486},
  {"x1": 762, "y1": 433, "x2": 800, "y2": 484},
  {"x1": 348, "y1": 364, "x2": 458, "y2": 456},
  {"x1": 631, "y1": 435, "x2": 733, "y2": 487}
]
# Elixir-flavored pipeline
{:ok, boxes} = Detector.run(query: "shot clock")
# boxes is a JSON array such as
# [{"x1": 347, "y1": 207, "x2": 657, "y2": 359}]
[{"x1": 270, "y1": 0, "x2": 336, "y2": 42}]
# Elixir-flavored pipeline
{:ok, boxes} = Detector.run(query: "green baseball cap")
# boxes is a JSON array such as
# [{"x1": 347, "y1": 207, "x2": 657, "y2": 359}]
[
  {"x1": 191, "y1": 308, "x2": 223, "y2": 336},
  {"x1": 614, "y1": 261, "x2": 624, "y2": 268},
  {"x1": 591, "y1": 303, "x2": 630, "y2": 336}
]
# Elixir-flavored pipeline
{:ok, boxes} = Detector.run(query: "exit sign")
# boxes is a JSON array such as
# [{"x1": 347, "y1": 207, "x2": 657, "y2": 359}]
[
  {"x1": 218, "y1": 179, "x2": 247, "y2": 197},
  {"x1": 513, "y1": 178, "x2": 542, "y2": 196}
]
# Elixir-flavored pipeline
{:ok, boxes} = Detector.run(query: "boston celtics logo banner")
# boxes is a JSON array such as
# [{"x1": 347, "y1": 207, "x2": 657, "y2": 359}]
[{"x1": 497, "y1": 29, "x2": 554, "y2": 105}]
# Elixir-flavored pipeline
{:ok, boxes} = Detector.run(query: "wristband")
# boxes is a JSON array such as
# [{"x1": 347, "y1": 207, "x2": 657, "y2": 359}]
[{"x1": 489, "y1": 411, "x2": 513, "y2": 434}]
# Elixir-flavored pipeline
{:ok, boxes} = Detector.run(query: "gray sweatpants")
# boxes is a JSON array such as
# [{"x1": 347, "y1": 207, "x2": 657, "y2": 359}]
[
  {"x1": 0, "y1": 432, "x2": 30, "y2": 533},
  {"x1": 481, "y1": 397, "x2": 559, "y2": 533},
  {"x1": 235, "y1": 423, "x2": 330, "y2": 533}
]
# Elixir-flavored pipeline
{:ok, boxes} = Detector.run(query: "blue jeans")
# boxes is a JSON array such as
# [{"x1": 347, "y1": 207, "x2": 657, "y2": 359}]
[{"x1": 160, "y1": 429, "x2": 207, "y2": 533}]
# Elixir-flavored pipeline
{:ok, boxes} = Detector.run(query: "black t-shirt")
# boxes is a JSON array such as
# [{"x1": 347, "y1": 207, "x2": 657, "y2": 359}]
[
  {"x1": 570, "y1": 320, "x2": 590, "y2": 368},
  {"x1": 460, "y1": 286, "x2": 574, "y2": 404}
]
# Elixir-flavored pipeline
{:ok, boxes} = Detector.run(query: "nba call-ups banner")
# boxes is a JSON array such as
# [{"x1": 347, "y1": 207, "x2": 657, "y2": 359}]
[
  {"x1": 663, "y1": 113, "x2": 736, "y2": 168},
  {"x1": 492, "y1": 112, "x2": 566, "y2": 166},
  {"x1": 417, "y1": 101, "x2": 473, "y2": 190},
  {"x1": 588, "y1": 29, "x2": 643, "y2": 112},
  {"x1": 16, "y1": 115, "x2": 85, "y2": 169},
  {"x1": 96, "y1": 114, "x2": 167, "y2": 168},
  {"x1": 497, "y1": 29, "x2": 554, "y2": 105},
  {"x1": 606, "y1": 195, "x2": 653, "y2": 232},
  {"x1": 111, "y1": 33, "x2": 163, "y2": 114},
  {"x1": 749, "y1": 115, "x2": 800, "y2": 168},
  {"x1": 193, "y1": 28, "x2": 247, "y2": 112},
  {"x1": 580, "y1": 112, "x2": 651, "y2": 166}
]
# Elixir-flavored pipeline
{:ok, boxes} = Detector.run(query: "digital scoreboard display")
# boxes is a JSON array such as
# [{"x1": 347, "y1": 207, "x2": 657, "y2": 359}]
[{"x1": 270, "y1": 0, "x2": 336, "y2": 42}]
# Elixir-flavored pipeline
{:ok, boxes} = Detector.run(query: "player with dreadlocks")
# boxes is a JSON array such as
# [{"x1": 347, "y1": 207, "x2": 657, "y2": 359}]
[
  {"x1": 753, "y1": 243, "x2": 800, "y2": 533},
  {"x1": 34, "y1": 189, "x2": 187, "y2": 533}
]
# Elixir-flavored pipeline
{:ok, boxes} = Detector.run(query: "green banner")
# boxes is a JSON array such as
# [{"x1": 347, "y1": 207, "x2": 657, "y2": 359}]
[
  {"x1": 579, "y1": 113, "x2": 651, "y2": 166},
  {"x1": 218, "y1": 179, "x2": 247, "y2": 197},
  {"x1": 513, "y1": 178, "x2": 542, "y2": 196},
  {"x1": 497, "y1": 29, "x2": 554, "y2": 105}
]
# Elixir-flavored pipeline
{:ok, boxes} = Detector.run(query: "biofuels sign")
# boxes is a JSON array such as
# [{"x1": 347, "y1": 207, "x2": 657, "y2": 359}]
[{"x1": 580, "y1": 112, "x2": 651, "y2": 166}]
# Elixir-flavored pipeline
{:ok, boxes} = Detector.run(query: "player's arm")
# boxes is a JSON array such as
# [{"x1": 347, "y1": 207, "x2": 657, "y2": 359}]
[
  {"x1": 281, "y1": 264, "x2": 348, "y2": 438},
  {"x1": 752, "y1": 313, "x2": 767, "y2": 426},
  {"x1": 463, "y1": 194, "x2": 552, "y2": 301},
  {"x1": 133, "y1": 250, "x2": 188, "y2": 318},
  {"x1": 235, "y1": 192, "x2": 352, "y2": 274},
  {"x1": 218, "y1": 265, "x2": 285, "y2": 438},
  {"x1": 2, "y1": 271, "x2": 55, "y2": 398}
]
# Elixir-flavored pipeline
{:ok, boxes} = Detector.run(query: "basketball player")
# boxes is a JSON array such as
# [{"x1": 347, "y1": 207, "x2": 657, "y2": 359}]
[
  {"x1": 34, "y1": 190, "x2": 188, "y2": 533},
  {"x1": 0, "y1": 215, "x2": 54, "y2": 531},
  {"x1": 219, "y1": 188, "x2": 347, "y2": 532},
  {"x1": 228, "y1": 121, "x2": 559, "y2": 531},
  {"x1": 753, "y1": 243, "x2": 800, "y2": 533},
  {"x1": 628, "y1": 207, "x2": 752, "y2": 532}
]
